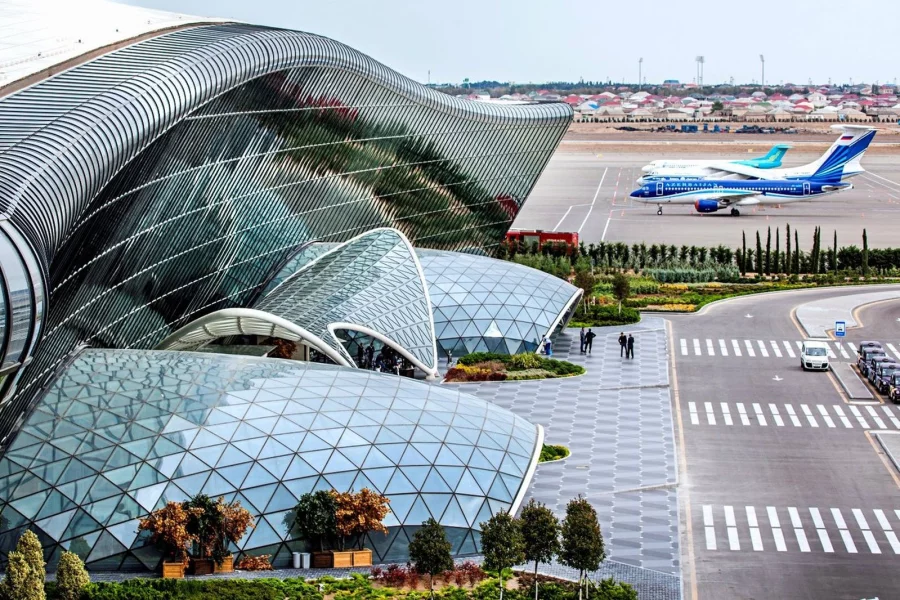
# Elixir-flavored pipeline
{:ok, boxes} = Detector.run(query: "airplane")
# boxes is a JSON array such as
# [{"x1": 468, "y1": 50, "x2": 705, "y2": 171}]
[
  {"x1": 629, "y1": 156, "x2": 852, "y2": 216},
  {"x1": 638, "y1": 125, "x2": 876, "y2": 184},
  {"x1": 640, "y1": 144, "x2": 791, "y2": 176}
]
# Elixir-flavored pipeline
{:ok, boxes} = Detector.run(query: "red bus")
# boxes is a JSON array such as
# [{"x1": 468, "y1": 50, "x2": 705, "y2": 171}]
[{"x1": 505, "y1": 229, "x2": 579, "y2": 248}]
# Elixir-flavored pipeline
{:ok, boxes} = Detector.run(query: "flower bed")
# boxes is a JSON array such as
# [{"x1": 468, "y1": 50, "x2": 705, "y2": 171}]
[
  {"x1": 539, "y1": 444, "x2": 570, "y2": 462},
  {"x1": 445, "y1": 353, "x2": 584, "y2": 382}
]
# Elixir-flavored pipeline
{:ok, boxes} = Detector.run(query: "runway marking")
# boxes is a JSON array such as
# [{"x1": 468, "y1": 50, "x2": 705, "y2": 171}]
[
  {"x1": 579, "y1": 167, "x2": 608, "y2": 235},
  {"x1": 865, "y1": 170, "x2": 900, "y2": 191},
  {"x1": 718, "y1": 339, "x2": 728, "y2": 356},
  {"x1": 756, "y1": 340, "x2": 769, "y2": 357},
  {"x1": 553, "y1": 206, "x2": 574, "y2": 231},
  {"x1": 703, "y1": 505, "x2": 716, "y2": 550},
  {"x1": 731, "y1": 340, "x2": 742, "y2": 356}
]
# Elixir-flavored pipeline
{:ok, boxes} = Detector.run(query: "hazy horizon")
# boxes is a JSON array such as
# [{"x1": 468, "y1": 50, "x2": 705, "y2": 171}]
[{"x1": 121, "y1": 0, "x2": 899, "y2": 88}]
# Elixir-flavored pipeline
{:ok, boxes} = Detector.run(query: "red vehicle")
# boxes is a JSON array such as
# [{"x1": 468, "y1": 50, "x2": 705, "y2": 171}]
[{"x1": 505, "y1": 229, "x2": 579, "y2": 248}]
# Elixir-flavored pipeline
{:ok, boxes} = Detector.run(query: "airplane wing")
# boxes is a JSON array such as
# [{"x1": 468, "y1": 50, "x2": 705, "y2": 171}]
[
  {"x1": 698, "y1": 191, "x2": 760, "y2": 205},
  {"x1": 704, "y1": 162, "x2": 767, "y2": 179}
]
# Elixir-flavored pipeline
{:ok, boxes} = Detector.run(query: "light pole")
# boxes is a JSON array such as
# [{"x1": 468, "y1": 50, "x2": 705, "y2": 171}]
[
  {"x1": 695, "y1": 56, "x2": 704, "y2": 88},
  {"x1": 639, "y1": 57, "x2": 643, "y2": 90},
  {"x1": 760, "y1": 54, "x2": 765, "y2": 89}
]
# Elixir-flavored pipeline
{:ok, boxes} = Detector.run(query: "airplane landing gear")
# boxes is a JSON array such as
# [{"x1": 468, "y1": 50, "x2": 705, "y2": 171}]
[
  {"x1": 657, "y1": 206, "x2": 663, "y2": 215},
  {"x1": 730, "y1": 208, "x2": 740, "y2": 217}
]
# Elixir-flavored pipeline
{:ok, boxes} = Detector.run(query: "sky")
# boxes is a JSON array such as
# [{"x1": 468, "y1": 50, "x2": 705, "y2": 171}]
[{"x1": 122, "y1": 0, "x2": 899, "y2": 87}]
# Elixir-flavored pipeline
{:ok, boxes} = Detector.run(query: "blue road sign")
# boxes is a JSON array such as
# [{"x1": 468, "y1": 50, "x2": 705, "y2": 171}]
[{"x1": 835, "y1": 321, "x2": 846, "y2": 337}]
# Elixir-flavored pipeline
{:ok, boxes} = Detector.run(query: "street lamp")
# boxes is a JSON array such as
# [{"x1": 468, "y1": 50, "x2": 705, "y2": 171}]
[
  {"x1": 696, "y1": 56, "x2": 705, "y2": 87},
  {"x1": 760, "y1": 54, "x2": 765, "y2": 88},
  {"x1": 639, "y1": 57, "x2": 643, "y2": 90}
]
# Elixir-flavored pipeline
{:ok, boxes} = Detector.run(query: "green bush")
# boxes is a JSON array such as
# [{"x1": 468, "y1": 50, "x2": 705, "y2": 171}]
[
  {"x1": 539, "y1": 444, "x2": 570, "y2": 462},
  {"x1": 457, "y1": 352, "x2": 507, "y2": 366},
  {"x1": 56, "y1": 552, "x2": 90, "y2": 600},
  {"x1": 82, "y1": 579, "x2": 286, "y2": 600},
  {"x1": 506, "y1": 353, "x2": 543, "y2": 370},
  {"x1": 571, "y1": 305, "x2": 640, "y2": 327},
  {"x1": 541, "y1": 359, "x2": 584, "y2": 376}
]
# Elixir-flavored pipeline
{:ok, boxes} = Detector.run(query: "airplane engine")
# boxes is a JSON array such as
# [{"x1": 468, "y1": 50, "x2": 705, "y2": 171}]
[{"x1": 694, "y1": 199, "x2": 723, "y2": 213}]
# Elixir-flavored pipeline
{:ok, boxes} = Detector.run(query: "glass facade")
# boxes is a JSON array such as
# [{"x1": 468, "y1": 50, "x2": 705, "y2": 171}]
[
  {"x1": 0, "y1": 349, "x2": 539, "y2": 570},
  {"x1": 417, "y1": 250, "x2": 582, "y2": 356},
  {"x1": 0, "y1": 23, "x2": 570, "y2": 445}
]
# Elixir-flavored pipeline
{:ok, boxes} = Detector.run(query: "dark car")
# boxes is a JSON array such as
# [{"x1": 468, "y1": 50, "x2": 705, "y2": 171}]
[
  {"x1": 872, "y1": 360, "x2": 900, "y2": 392},
  {"x1": 890, "y1": 373, "x2": 900, "y2": 404},
  {"x1": 859, "y1": 347, "x2": 887, "y2": 377},
  {"x1": 857, "y1": 341, "x2": 884, "y2": 367}
]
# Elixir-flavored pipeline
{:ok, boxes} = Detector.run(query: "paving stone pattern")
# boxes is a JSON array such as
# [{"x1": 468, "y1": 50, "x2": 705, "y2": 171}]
[{"x1": 446, "y1": 318, "x2": 680, "y2": 579}]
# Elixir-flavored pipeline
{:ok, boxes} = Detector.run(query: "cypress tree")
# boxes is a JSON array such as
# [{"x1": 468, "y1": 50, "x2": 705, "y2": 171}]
[
  {"x1": 786, "y1": 223, "x2": 792, "y2": 275},
  {"x1": 794, "y1": 230, "x2": 800, "y2": 274},
  {"x1": 741, "y1": 231, "x2": 747, "y2": 275},
  {"x1": 811, "y1": 227, "x2": 819, "y2": 275},
  {"x1": 862, "y1": 228, "x2": 870, "y2": 276},
  {"x1": 764, "y1": 227, "x2": 772, "y2": 275},
  {"x1": 774, "y1": 228, "x2": 781, "y2": 274},
  {"x1": 832, "y1": 230, "x2": 838, "y2": 272},
  {"x1": 755, "y1": 231, "x2": 763, "y2": 275}
]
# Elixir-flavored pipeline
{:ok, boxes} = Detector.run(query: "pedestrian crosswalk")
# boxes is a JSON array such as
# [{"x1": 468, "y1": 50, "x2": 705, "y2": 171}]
[
  {"x1": 687, "y1": 401, "x2": 900, "y2": 430},
  {"x1": 677, "y1": 339, "x2": 900, "y2": 361},
  {"x1": 700, "y1": 504, "x2": 900, "y2": 555}
]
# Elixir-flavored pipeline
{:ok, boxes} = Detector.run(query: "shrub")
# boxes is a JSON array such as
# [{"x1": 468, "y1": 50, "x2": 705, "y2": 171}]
[
  {"x1": 235, "y1": 554, "x2": 272, "y2": 571},
  {"x1": 541, "y1": 359, "x2": 584, "y2": 376},
  {"x1": 3, "y1": 531, "x2": 46, "y2": 600},
  {"x1": 506, "y1": 353, "x2": 543, "y2": 370},
  {"x1": 56, "y1": 552, "x2": 90, "y2": 600},
  {"x1": 138, "y1": 502, "x2": 201, "y2": 565},
  {"x1": 539, "y1": 444, "x2": 570, "y2": 462},
  {"x1": 572, "y1": 305, "x2": 640, "y2": 327},
  {"x1": 444, "y1": 366, "x2": 507, "y2": 382},
  {"x1": 457, "y1": 352, "x2": 507, "y2": 366}
]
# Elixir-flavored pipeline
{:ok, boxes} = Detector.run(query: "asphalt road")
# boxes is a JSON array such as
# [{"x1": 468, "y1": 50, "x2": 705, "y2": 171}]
[
  {"x1": 668, "y1": 285, "x2": 900, "y2": 600},
  {"x1": 516, "y1": 152, "x2": 900, "y2": 249}
]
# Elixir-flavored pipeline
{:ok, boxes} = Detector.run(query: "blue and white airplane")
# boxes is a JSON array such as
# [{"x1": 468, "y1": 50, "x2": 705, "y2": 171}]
[
  {"x1": 641, "y1": 144, "x2": 791, "y2": 177},
  {"x1": 638, "y1": 125, "x2": 876, "y2": 184},
  {"x1": 630, "y1": 156, "x2": 853, "y2": 216}
]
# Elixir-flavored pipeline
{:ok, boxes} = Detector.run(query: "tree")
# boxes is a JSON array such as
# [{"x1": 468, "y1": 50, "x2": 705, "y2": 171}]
[
  {"x1": 862, "y1": 228, "x2": 870, "y2": 276},
  {"x1": 560, "y1": 496, "x2": 605, "y2": 600},
  {"x1": 786, "y1": 224, "x2": 792, "y2": 275},
  {"x1": 740, "y1": 231, "x2": 747, "y2": 275},
  {"x1": 184, "y1": 494, "x2": 224, "y2": 563},
  {"x1": 712, "y1": 100, "x2": 724, "y2": 112},
  {"x1": 611, "y1": 273, "x2": 630, "y2": 316},
  {"x1": 292, "y1": 491, "x2": 338, "y2": 552},
  {"x1": 138, "y1": 502, "x2": 202, "y2": 566},
  {"x1": 764, "y1": 227, "x2": 772, "y2": 275},
  {"x1": 573, "y1": 269, "x2": 596, "y2": 312},
  {"x1": 219, "y1": 498, "x2": 254, "y2": 558},
  {"x1": 774, "y1": 227, "x2": 781, "y2": 274},
  {"x1": 520, "y1": 499, "x2": 561, "y2": 600},
  {"x1": 3, "y1": 531, "x2": 45, "y2": 600},
  {"x1": 409, "y1": 518, "x2": 453, "y2": 600},
  {"x1": 333, "y1": 488, "x2": 390, "y2": 550},
  {"x1": 481, "y1": 512, "x2": 525, "y2": 600},
  {"x1": 832, "y1": 230, "x2": 838, "y2": 272},
  {"x1": 56, "y1": 552, "x2": 90, "y2": 600},
  {"x1": 793, "y1": 229, "x2": 800, "y2": 275},
  {"x1": 755, "y1": 231, "x2": 763, "y2": 275}
]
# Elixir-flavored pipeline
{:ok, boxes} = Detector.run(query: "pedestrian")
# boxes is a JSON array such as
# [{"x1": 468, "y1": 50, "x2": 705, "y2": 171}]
[
  {"x1": 356, "y1": 344, "x2": 364, "y2": 367},
  {"x1": 365, "y1": 343, "x2": 375, "y2": 369},
  {"x1": 579, "y1": 327, "x2": 586, "y2": 354},
  {"x1": 544, "y1": 336, "x2": 553, "y2": 357},
  {"x1": 585, "y1": 329, "x2": 596, "y2": 354},
  {"x1": 618, "y1": 332, "x2": 627, "y2": 358},
  {"x1": 627, "y1": 333, "x2": 635, "y2": 359}
]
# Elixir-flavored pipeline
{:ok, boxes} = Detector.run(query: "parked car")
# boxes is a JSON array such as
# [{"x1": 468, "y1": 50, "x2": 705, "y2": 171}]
[
  {"x1": 861, "y1": 349, "x2": 889, "y2": 379},
  {"x1": 800, "y1": 341, "x2": 830, "y2": 371},
  {"x1": 868, "y1": 357, "x2": 898, "y2": 385},
  {"x1": 890, "y1": 373, "x2": 900, "y2": 404},
  {"x1": 874, "y1": 362, "x2": 900, "y2": 393},
  {"x1": 857, "y1": 341, "x2": 884, "y2": 368}
]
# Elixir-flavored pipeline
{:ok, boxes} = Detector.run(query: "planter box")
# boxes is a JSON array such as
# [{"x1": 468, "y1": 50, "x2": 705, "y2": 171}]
[
  {"x1": 190, "y1": 558, "x2": 214, "y2": 576},
  {"x1": 351, "y1": 549, "x2": 372, "y2": 566},
  {"x1": 162, "y1": 561, "x2": 185, "y2": 579},
  {"x1": 213, "y1": 555, "x2": 234, "y2": 573},
  {"x1": 311, "y1": 550, "x2": 354, "y2": 568}
]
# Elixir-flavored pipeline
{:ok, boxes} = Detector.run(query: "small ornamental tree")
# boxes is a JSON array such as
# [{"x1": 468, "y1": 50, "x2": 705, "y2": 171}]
[
  {"x1": 862, "y1": 228, "x2": 870, "y2": 276},
  {"x1": 138, "y1": 501, "x2": 202, "y2": 566},
  {"x1": 218, "y1": 498, "x2": 254, "y2": 559},
  {"x1": 3, "y1": 531, "x2": 45, "y2": 600},
  {"x1": 480, "y1": 512, "x2": 525, "y2": 600},
  {"x1": 56, "y1": 551, "x2": 90, "y2": 600},
  {"x1": 338, "y1": 488, "x2": 391, "y2": 549},
  {"x1": 184, "y1": 494, "x2": 222, "y2": 563},
  {"x1": 520, "y1": 499, "x2": 561, "y2": 600},
  {"x1": 611, "y1": 273, "x2": 630, "y2": 316},
  {"x1": 293, "y1": 491, "x2": 338, "y2": 552},
  {"x1": 560, "y1": 496, "x2": 606, "y2": 600},
  {"x1": 408, "y1": 518, "x2": 453, "y2": 600}
]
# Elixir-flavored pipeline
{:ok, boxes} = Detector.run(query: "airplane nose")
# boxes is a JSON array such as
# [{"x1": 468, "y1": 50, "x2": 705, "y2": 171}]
[
  {"x1": 641, "y1": 165, "x2": 653, "y2": 173},
  {"x1": 629, "y1": 189, "x2": 642, "y2": 198}
]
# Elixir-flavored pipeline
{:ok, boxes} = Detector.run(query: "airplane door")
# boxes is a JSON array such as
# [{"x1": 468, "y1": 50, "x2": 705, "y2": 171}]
[
  {"x1": 656, "y1": 182, "x2": 663, "y2": 196},
  {"x1": 803, "y1": 182, "x2": 810, "y2": 196}
]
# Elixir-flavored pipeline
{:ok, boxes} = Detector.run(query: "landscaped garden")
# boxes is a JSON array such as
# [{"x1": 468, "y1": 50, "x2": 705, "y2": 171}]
[
  {"x1": 444, "y1": 353, "x2": 584, "y2": 383},
  {"x1": 538, "y1": 444, "x2": 570, "y2": 463}
]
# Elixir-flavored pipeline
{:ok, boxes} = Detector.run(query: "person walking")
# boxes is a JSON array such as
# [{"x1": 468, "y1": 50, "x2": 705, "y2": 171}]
[
  {"x1": 579, "y1": 327, "x2": 586, "y2": 354},
  {"x1": 626, "y1": 333, "x2": 635, "y2": 359},
  {"x1": 585, "y1": 329, "x2": 596, "y2": 354},
  {"x1": 544, "y1": 336, "x2": 553, "y2": 357},
  {"x1": 618, "y1": 332, "x2": 627, "y2": 358},
  {"x1": 365, "y1": 342, "x2": 375, "y2": 369}
]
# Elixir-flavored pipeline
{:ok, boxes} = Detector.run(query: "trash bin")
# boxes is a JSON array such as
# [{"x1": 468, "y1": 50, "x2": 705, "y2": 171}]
[
  {"x1": 300, "y1": 552, "x2": 311, "y2": 569},
  {"x1": 292, "y1": 552, "x2": 301, "y2": 569}
]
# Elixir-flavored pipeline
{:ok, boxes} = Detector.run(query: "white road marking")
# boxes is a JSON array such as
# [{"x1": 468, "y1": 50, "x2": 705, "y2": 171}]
[
  {"x1": 789, "y1": 508, "x2": 811, "y2": 552},
  {"x1": 580, "y1": 168, "x2": 607, "y2": 234},
  {"x1": 816, "y1": 404, "x2": 835, "y2": 428},
  {"x1": 693, "y1": 339, "x2": 701, "y2": 356},
  {"x1": 721, "y1": 402, "x2": 733, "y2": 426},
  {"x1": 810, "y1": 508, "x2": 835, "y2": 553},
  {"x1": 753, "y1": 403, "x2": 767, "y2": 426},
  {"x1": 746, "y1": 507, "x2": 763, "y2": 551},
  {"x1": 865, "y1": 406, "x2": 887, "y2": 429},
  {"x1": 757, "y1": 340, "x2": 769, "y2": 357},
  {"x1": 688, "y1": 402, "x2": 699, "y2": 425},
  {"x1": 769, "y1": 404, "x2": 785, "y2": 427},
  {"x1": 801, "y1": 404, "x2": 819, "y2": 428},
  {"x1": 850, "y1": 405, "x2": 870, "y2": 429},
  {"x1": 732, "y1": 340, "x2": 742, "y2": 356},
  {"x1": 718, "y1": 339, "x2": 728, "y2": 356},
  {"x1": 680, "y1": 339, "x2": 688, "y2": 356},
  {"x1": 770, "y1": 340, "x2": 782, "y2": 357},
  {"x1": 706, "y1": 339, "x2": 715, "y2": 356},
  {"x1": 703, "y1": 505, "x2": 716, "y2": 550},
  {"x1": 782, "y1": 341, "x2": 796, "y2": 358},
  {"x1": 836, "y1": 343, "x2": 850, "y2": 359},
  {"x1": 736, "y1": 402, "x2": 751, "y2": 426},
  {"x1": 882, "y1": 406, "x2": 900, "y2": 429},
  {"x1": 875, "y1": 509, "x2": 900, "y2": 554},
  {"x1": 744, "y1": 340, "x2": 755, "y2": 357},
  {"x1": 833, "y1": 508, "x2": 858, "y2": 553},
  {"x1": 785, "y1": 404, "x2": 802, "y2": 427},
  {"x1": 705, "y1": 401, "x2": 716, "y2": 425},
  {"x1": 888, "y1": 343, "x2": 900, "y2": 360},
  {"x1": 825, "y1": 345, "x2": 836, "y2": 359},
  {"x1": 847, "y1": 342, "x2": 858, "y2": 354},
  {"x1": 725, "y1": 505, "x2": 740, "y2": 550},
  {"x1": 553, "y1": 205, "x2": 574, "y2": 231},
  {"x1": 767, "y1": 507, "x2": 787, "y2": 552},
  {"x1": 834, "y1": 405, "x2": 854, "y2": 428},
  {"x1": 795, "y1": 340, "x2": 804, "y2": 351}
]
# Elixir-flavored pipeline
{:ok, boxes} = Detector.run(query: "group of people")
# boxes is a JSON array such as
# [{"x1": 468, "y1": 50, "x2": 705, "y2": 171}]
[
  {"x1": 355, "y1": 342, "x2": 410, "y2": 374},
  {"x1": 576, "y1": 328, "x2": 636, "y2": 358},
  {"x1": 578, "y1": 328, "x2": 597, "y2": 354}
]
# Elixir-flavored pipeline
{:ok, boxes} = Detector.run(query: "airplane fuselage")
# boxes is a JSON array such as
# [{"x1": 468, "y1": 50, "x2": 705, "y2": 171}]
[{"x1": 631, "y1": 178, "x2": 850, "y2": 206}]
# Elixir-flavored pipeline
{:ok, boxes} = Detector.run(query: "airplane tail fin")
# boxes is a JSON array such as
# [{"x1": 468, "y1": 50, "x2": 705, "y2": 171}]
[
  {"x1": 760, "y1": 144, "x2": 790, "y2": 165},
  {"x1": 809, "y1": 126, "x2": 876, "y2": 181}
]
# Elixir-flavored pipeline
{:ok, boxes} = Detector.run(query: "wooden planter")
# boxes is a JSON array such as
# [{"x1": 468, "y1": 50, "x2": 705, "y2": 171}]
[
  {"x1": 351, "y1": 549, "x2": 372, "y2": 566},
  {"x1": 311, "y1": 550, "x2": 354, "y2": 568},
  {"x1": 213, "y1": 555, "x2": 234, "y2": 573},
  {"x1": 162, "y1": 561, "x2": 185, "y2": 579},
  {"x1": 190, "y1": 558, "x2": 214, "y2": 576}
]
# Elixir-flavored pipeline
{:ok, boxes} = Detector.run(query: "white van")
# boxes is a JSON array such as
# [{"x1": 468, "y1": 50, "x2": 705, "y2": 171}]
[{"x1": 800, "y1": 341, "x2": 830, "y2": 371}]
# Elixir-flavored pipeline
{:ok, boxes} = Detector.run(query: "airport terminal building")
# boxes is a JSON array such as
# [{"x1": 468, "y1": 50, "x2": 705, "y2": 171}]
[{"x1": 0, "y1": 0, "x2": 574, "y2": 569}]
